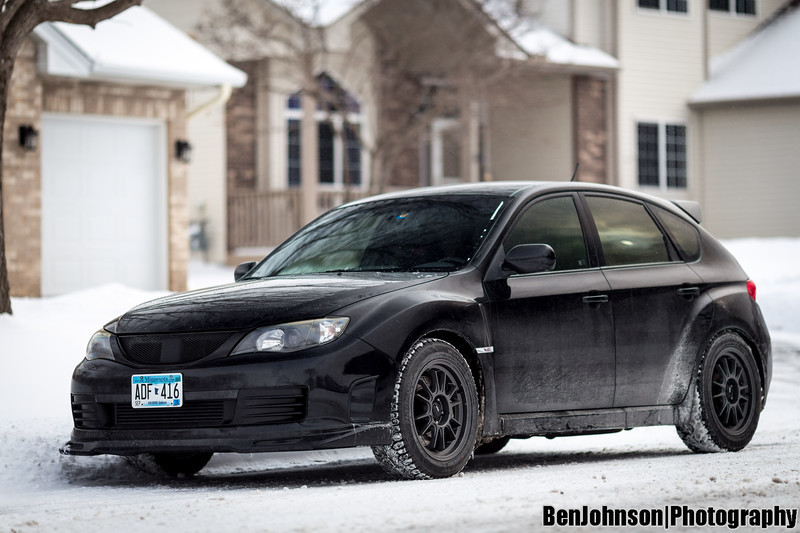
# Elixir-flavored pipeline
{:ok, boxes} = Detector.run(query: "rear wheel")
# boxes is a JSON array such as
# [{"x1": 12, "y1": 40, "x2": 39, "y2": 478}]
[
  {"x1": 125, "y1": 452, "x2": 213, "y2": 478},
  {"x1": 372, "y1": 339, "x2": 479, "y2": 479},
  {"x1": 677, "y1": 332, "x2": 761, "y2": 452}
]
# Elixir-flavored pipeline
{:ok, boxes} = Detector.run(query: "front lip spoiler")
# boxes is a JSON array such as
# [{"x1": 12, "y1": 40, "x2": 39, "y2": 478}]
[{"x1": 59, "y1": 422, "x2": 392, "y2": 457}]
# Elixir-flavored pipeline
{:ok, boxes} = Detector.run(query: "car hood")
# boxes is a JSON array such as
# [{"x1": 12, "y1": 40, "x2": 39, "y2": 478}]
[{"x1": 114, "y1": 273, "x2": 445, "y2": 334}]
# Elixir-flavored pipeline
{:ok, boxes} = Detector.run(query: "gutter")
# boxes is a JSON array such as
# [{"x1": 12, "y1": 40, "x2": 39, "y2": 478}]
[{"x1": 187, "y1": 84, "x2": 233, "y2": 120}]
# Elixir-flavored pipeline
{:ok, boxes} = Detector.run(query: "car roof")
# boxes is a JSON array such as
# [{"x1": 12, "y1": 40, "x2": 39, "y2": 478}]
[{"x1": 345, "y1": 181, "x2": 698, "y2": 221}]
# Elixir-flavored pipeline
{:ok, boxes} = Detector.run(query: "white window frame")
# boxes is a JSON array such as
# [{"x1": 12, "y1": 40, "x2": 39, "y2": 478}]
[
  {"x1": 430, "y1": 118, "x2": 462, "y2": 186},
  {"x1": 708, "y1": 0, "x2": 757, "y2": 17},
  {"x1": 636, "y1": 119, "x2": 689, "y2": 191},
  {"x1": 284, "y1": 107, "x2": 366, "y2": 189},
  {"x1": 636, "y1": 0, "x2": 690, "y2": 16}
]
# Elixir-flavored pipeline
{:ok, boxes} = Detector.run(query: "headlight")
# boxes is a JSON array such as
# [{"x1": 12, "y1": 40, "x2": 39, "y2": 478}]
[
  {"x1": 231, "y1": 317, "x2": 350, "y2": 355},
  {"x1": 85, "y1": 329, "x2": 115, "y2": 361}
]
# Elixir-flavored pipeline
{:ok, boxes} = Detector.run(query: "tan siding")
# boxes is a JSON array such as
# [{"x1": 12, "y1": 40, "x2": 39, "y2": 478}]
[
  {"x1": 707, "y1": 0, "x2": 784, "y2": 57},
  {"x1": 616, "y1": 2, "x2": 704, "y2": 195},
  {"x1": 530, "y1": 0, "x2": 572, "y2": 37},
  {"x1": 186, "y1": 88, "x2": 228, "y2": 263},
  {"x1": 700, "y1": 102, "x2": 800, "y2": 238},
  {"x1": 573, "y1": 0, "x2": 614, "y2": 53},
  {"x1": 488, "y1": 75, "x2": 573, "y2": 182}
]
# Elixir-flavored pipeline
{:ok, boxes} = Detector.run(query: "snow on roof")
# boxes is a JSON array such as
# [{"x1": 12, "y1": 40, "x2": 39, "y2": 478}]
[
  {"x1": 33, "y1": 3, "x2": 247, "y2": 88},
  {"x1": 271, "y1": 0, "x2": 365, "y2": 27},
  {"x1": 691, "y1": 5, "x2": 800, "y2": 105},
  {"x1": 477, "y1": 1, "x2": 618, "y2": 69},
  {"x1": 510, "y1": 24, "x2": 619, "y2": 69},
  {"x1": 272, "y1": 0, "x2": 617, "y2": 69}
]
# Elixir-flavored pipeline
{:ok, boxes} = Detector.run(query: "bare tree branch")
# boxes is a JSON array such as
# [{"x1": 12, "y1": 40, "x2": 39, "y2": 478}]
[{"x1": 42, "y1": 0, "x2": 142, "y2": 27}]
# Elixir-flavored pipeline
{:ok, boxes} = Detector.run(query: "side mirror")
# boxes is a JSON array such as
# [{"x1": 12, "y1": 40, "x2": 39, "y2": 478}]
[
  {"x1": 503, "y1": 244, "x2": 556, "y2": 275},
  {"x1": 234, "y1": 261, "x2": 257, "y2": 281}
]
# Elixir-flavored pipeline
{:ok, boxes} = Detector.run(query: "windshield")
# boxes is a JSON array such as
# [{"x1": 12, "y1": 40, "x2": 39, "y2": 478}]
[{"x1": 246, "y1": 195, "x2": 506, "y2": 277}]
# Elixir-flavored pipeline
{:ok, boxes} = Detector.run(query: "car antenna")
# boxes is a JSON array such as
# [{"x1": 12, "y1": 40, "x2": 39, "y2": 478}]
[{"x1": 570, "y1": 163, "x2": 580, "y2": 182}]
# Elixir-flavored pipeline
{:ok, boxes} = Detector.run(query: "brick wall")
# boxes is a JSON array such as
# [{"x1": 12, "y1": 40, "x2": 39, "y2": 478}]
[
  {"x1": 573, "y1": 75, "x2": 608, "y2": 184},
  {"x1": 226, "y1": 60, "x2": 259, "y2": 192},
  {"x1": 2, "y1": 38, "x2": 190, "y2": 296},
  {"x1": 3, "y1": 40, "x2": 43, "y2": 297}
]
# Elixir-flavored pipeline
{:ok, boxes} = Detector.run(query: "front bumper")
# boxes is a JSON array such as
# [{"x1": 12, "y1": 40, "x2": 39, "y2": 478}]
[
  {"x1": 60, "y1": 421, "x2": 392, "y2": 456},
  {"x1": 61, "y1": 335, "x2": 395, "y2": 456}
]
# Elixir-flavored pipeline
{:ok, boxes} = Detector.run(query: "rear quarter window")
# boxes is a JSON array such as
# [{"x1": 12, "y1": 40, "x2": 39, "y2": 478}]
[
  {"x1": 653, "y1": 206, "x2": 702, "y2": 262},
  {"x1": 586, "y1": 196, "x2": 670, "y2": 266}
]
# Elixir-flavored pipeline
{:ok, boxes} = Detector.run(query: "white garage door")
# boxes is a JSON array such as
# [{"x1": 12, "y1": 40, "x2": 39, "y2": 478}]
[{"x1": 41, "y1": 115, "x2": 167, "y2": 296}]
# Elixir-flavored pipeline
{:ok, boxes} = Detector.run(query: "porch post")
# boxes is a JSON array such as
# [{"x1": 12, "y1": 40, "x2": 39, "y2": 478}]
[{"x1": 300, "y1": 83, "x2": 318, "y2": 225}]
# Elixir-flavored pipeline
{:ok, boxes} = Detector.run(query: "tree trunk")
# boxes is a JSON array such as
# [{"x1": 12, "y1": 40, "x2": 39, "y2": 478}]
[
  {"x1": 0, "y1": 61, "x2": 13, "y2": 314},
  {"x1": 0, "y1": 0, "x2": 143, "y2": 314}
]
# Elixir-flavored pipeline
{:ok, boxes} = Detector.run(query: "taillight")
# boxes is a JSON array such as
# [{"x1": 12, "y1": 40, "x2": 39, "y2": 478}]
[{"x1": 746, "y1": 279, "x2": 757, "y2": 301}]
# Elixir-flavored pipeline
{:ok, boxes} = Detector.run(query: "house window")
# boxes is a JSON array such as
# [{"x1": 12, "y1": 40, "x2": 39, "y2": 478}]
[
  {"x1": 286, "y1": 73, "x2": 363, "y2": 188},
  {"x1": 708, "y1": 0, "x2": 756, "y2": 15},
  {"x1": 638, "y1": 0, "x2": 688, "y2": 13},
  {"x1": 637, "y1": 121, "x2": 687, "y2": 189},
  {"x1": 709, "y1": 0, "x2": 756, "y2": 15}
]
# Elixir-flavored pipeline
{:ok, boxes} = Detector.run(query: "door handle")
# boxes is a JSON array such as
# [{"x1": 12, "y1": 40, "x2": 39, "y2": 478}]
[
  {"x1": 677, "y1": 286, "x2": 700, "y2": 301},
  {"x1": 582, "y1": 294, "x2": 609, "y2": 307}
]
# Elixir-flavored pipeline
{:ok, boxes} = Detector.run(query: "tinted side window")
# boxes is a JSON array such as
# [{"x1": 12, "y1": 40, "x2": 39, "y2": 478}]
[
  {"x1": 653, "y1": 206, "x2": 701, "y2": 262},
  {"x1": 586, "y1": 196, "x2": 669, "y2": 266},
  {"x1": 505, "y1": 196, "x2": 589, "y2": 271}
]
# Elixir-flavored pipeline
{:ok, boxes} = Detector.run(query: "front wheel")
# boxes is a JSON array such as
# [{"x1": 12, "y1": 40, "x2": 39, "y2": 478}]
[
  {"x1": 676, "y1": 332, "x2": 762, "y2": 452},
  {"x1": 373, "y1": 339, "x2": 479, "y2": 479}
]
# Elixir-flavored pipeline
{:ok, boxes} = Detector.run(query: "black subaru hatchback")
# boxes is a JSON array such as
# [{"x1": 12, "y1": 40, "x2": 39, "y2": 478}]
[{"x1": 61, "y1": 182, "x2": 771, "y2": 479}]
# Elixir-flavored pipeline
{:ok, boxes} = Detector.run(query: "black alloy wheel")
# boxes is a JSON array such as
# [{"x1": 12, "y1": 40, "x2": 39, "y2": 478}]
[
  {"x1": 373, "y1": 339, "x2": 479, "y2": 479},
  {"x1": 677, "y1": 332, "x2": 761, "y2": 452},
  {"x1": 708, "y1": 351, "x2": 754, "y2": 434},
  {"x1": 413, "y1": 362, "x2": 469, "y2": 458}
]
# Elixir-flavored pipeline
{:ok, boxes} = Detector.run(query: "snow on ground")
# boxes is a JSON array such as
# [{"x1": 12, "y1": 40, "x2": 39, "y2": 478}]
[{"x1": 0, "y1": 240, "x2": 798, "y2": 532}]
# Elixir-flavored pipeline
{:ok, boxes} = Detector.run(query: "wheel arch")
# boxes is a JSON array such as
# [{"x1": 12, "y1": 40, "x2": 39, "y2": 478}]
[{"x1": 418, "y1": 329, "x2": 487, "y2": 435}]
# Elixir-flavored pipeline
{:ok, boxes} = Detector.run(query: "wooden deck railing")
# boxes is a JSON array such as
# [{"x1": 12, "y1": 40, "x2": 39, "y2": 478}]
[{"x1": 227, "y1": 188, "x2": 370, "y2": 250}]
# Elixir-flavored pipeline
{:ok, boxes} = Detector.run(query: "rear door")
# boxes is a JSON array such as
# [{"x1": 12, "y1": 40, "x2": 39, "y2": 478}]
[{"x1": 582, "y1": 194, "x2": 705, "y2": 407}]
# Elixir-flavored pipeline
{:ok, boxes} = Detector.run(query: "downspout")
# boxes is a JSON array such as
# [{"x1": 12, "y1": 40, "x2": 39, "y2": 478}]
[{"x1": 186, "y1": 83, "x2": 233, "y2": 120}]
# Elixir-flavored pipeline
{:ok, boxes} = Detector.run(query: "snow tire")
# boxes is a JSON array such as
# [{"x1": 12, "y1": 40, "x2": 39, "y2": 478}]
[
  {"x1": 676, "y1": 331, "x2": 761, "y2": 453},
  {"x1": 372, "y1": 339, "x2": 479, "y2": 479}
]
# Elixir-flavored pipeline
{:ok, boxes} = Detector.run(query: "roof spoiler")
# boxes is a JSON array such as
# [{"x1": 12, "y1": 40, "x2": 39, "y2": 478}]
[{"x1": 673, "y1": 200, "x2": 703, "y2": 224}]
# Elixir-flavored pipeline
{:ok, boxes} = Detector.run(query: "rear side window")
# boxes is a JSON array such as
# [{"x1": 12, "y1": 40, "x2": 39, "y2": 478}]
[
  {"x1": 653, "y1": 206, "x2": 701, "y2": 262},
  {"x1": 586, "y1": 196, "x2": 669, "y2": 266},
  {"x1": 505, "y1": 196, "x2": 589, "y2": 271}
]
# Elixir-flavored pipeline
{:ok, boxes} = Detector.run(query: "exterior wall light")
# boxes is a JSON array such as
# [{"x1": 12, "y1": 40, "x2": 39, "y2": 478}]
[
  {"x1": 175, "y1": 140, "x2": 192, "y2": 163},
  {"x1": 19, "y1": 125, "x2": 38, "y2": 152}
]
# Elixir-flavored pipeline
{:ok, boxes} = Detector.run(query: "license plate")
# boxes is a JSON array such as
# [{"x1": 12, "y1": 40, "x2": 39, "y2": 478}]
[{"x1": 131, "y1": 373, "x2": 183, "y2": 408}]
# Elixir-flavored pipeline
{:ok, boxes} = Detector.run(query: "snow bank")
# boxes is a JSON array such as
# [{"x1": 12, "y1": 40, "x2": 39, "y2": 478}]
[{"x1": 721, "y1": 238, "x2": 800, "y2": 344}]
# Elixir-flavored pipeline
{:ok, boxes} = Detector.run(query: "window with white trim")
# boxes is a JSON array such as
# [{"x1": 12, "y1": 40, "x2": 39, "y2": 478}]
[
  {"x1": 709, "y1": 0, "x2": 756, "y2": 15},
  {"x1": 637, "y1": 121, "x2": 687, "y2": 190},
  {"x1": 286, "y1": 73, "x2": 363, "y2": 188},
  {"x1": 638, "y1": 0, "x2": 688, "y2": 14}
]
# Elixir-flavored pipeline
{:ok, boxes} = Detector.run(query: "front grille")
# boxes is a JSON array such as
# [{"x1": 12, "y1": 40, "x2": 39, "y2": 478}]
[
  {"x1": 118, "y1": 331, "x2": 236, "y2": 365},
  {"x1": 71, "y1": 388, "x2": 308, "y2": 430},
  {"x1": 234, "y1": 387, "x2": 308, "y2": 425},
  {"x1": 115, "y1": 400, "x2": 227, "y2": 429}
]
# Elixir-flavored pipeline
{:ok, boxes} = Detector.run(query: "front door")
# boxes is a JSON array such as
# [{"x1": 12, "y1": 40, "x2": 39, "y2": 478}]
[{"x1": 488, "y1": 195, "x2": 616, "y2": 414}]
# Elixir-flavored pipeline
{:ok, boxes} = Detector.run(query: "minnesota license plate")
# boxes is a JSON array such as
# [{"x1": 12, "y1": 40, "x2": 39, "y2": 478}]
[{"x1": 131, "y1": 373, "x2": 183, "y2": 408}]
